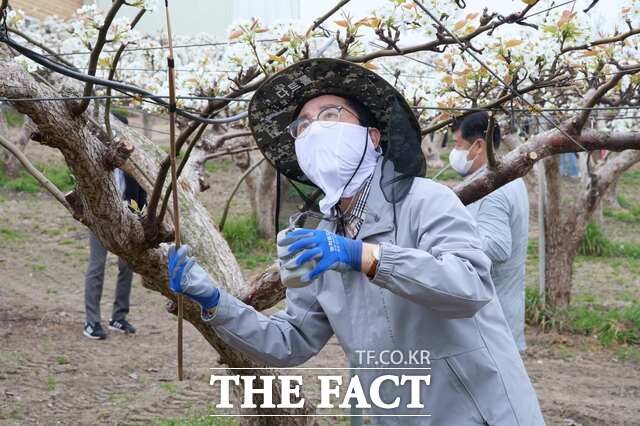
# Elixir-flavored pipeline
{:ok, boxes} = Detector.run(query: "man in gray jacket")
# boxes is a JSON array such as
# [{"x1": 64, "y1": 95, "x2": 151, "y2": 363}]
[
  {"x1": 168, "y1": 59, "x2": 543, "y2": 424},
  {"x1": 450, "y1": 112, "x2": 530, "y2": 351}
]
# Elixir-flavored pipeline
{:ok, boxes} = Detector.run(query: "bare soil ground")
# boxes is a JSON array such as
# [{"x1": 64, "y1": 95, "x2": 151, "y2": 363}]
[{"x1": 1, "y1": 129, "x2": 639, "y2": 425}]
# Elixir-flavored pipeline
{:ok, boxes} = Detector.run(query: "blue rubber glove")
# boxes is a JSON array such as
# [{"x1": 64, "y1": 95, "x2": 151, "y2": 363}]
[
  {"x1": 168, "y1": 244, "x2": 220, "y2": 309},
  {"x1": 280, "y1": 229, "x2": 362, "y2": 282}
]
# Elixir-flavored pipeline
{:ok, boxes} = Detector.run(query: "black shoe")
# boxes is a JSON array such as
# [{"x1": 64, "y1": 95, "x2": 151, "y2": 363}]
[
  {"x1": 108, "y1": 318, "x2": 136, "y2": 334},
  {"x1": 83, "y1": 322, "x2": 107, "y2": 340}
]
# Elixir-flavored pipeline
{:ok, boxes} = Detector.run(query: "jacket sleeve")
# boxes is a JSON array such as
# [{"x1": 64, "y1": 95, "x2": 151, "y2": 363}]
[
  {"x1": 370, "y1": 183, "x2": 494, "y2": 319},
  {"x1": 203, "y1": 284, "x2": 334, "y2": 367},
  {"x1": 475, "y1": 191, "x2": 512, "y2": 264}
]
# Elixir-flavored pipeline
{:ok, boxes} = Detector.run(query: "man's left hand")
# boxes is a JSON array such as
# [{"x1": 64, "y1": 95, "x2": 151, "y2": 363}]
[{"x1": 280, "y1": 229, "x2": 363, "y2": 282}]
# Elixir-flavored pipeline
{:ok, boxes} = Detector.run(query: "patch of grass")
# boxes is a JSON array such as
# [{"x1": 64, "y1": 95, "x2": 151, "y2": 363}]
[
  {"x1": 284, "y1": 180, "x2": 316, "y2": 199},
  {"x1": 578, "y1": 222, "x2": 640, "y2": 259},
  {"x1": 604, "y1": 205, "x2": 640, "y2": 223},
  {"x1": 221, "y1": 215, "x2": 275, "y2": 270},
  {"x1": 617, "y1": 194, "x2": 632, "y2": 209},
  {"x1": 111, "y1": 107, "x2": 132, "y2": 118},
  {"x1": 620, "y1": 169, "x2": 640, "y2": 185},
  {"x1": 55, "y1": 356, "x2": 68, "y2": 365},
  {"x1": 205, "y1": 158, "x2": 233, "y2": 174},
  {"x1": 32, "y1": 264, "x2": 46, "y2": 272},
  {"x1": 579, "y1": 222, "x2": 610, "y2": 256},
  {"x1": 46, "y1": 377, "x2": 56, "y2": 391},
  {"x1": 429, "y1": 167, "x2": 462, "y2": 182},
  {"x1": 0, "y1": 227, "x2": 25, "y2": 244},
  {"x1": 614, "y1": 346, "x2": 640, "y2": 363},
  {"x1": 154, "y1": 406, "x2": 237, "y2": 426},
  {"x1": 526, "y1": 288, "x2": 640, "y2": 346},
  {"x1": 2, "y1": 108, "x2": 25, "y2": 127},
  {"x1": 161, "y1": 383, "x2": 176, "y2": 394},
  {"x1": 0, "y1": 164, "x2": 75, "y2": 193}
]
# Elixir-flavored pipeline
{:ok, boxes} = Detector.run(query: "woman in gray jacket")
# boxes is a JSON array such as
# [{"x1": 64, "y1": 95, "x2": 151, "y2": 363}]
[{"x1": 168, "y1": 58, "x2": 544, "y2": 425}]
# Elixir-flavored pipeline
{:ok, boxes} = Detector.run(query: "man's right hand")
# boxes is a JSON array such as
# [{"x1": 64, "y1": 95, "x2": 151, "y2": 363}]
[{"x1": 168, "y1": 244, "x2": 220, "y2": 309}]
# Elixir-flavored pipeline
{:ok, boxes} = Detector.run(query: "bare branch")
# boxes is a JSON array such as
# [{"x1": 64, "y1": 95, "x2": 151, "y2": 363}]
[
  {"x1": 454, "y1": 129, "x2": 640, "y2": 205},
  {"x1": 71, "y1": 0, "x2": 126, "y2": 116},
  {"x1": 203, "y1": 145, "x2": 259, "y2": 162},
  {"x1": 218, "y1": 157, "x2": 265, "y2": 231},
  {"x1": 0, "y1": 133, "x2": 72, "y2": 211},
  {"x1": 485, "y1": 113, "x2": 498, "y2": 170},
  {"x1": 305, "y1": 0, "x2": 352, "y2": 36},
  {"x1": 561, "y1": 27, "x2": 640, "y2": 55},
  {"x1": 345, "y1": 2, "x2": 534, "y2": 63},
  {"x1": 201, "y1": 131, "x2": 252, "y2": 153},
  {"x1": 421, "y1": 75, "x2": 570, "y2": 134},
  {"x1": 573, "y1": 68, "x2": 633, "y2": 134},
  {"x1": 7, "y1": 28, "x2": 77, "y2": 69},
  {"x1": 105, "y1": 8, "x2": 146, "y2": 140}
]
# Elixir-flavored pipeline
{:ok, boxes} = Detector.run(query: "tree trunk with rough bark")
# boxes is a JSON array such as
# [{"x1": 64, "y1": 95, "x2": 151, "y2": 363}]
[
  {"x1": 0, "y1": 48, "x2": 311, "y2": 424},
  {"x1": 541, "y1": 151, "x2": 640, "y2": 309}
]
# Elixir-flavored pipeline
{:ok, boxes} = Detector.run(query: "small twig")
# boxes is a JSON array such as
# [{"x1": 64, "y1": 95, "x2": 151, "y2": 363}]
[
  {"x1": 7, "y1": 28, "x2": 77, "y2": 69},
  {"x1": 561, "y1": 27, "x2": 640, "y2": 55},
  {"x1": 203, "y1": 145, "x2": 259, "y2": 162},
  {"x1": 0, "y1": 134, "x2": 72, "y2": 211},
  {"x1": 105, "y1": 8, "x2": 146, "y2": 140},
  {"x1": 218, "y1": 158, "x2": 265, "y2": 231},
  {"x1": 200, "y1": 131, "x2": 252, "y2": 153},
  {"x1": 485, "y1": 113, "x2": 498, "y2": 170},
  {"x1": 157, "y1": 122, "x2": 211, "y2": 224},
  {"x1": 104, "y1": 44, "x2": 126, "y2": 140},
  {"x1": 574, "y1": 67, "x2": 637, "y2": 134},
  {"x1": 305, "y1": 0, "x2": 352, "y2": 36},
  {"x1": 72, "y1": 0, "x2": 126, "y2": 116}
]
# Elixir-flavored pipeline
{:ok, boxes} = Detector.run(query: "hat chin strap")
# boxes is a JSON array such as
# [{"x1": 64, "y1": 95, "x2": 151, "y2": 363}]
[{"x1": 333, "y1": 129, "x2": 369, "y2": 234}]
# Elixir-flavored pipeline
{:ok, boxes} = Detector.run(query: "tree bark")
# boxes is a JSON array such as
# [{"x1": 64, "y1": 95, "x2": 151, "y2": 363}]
[
  {"x1": 541, "y1": 150, "x2": 640, "y2": 309},
  {"x1": 0, "y1": 49, "x2": 312, "y2": 423}
]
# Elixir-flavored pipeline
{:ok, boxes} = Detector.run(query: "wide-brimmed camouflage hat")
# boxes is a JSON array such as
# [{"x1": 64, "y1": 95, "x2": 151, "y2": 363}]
[{"x1": 248, "y1": 58, "x2": 423, "y2": 184}]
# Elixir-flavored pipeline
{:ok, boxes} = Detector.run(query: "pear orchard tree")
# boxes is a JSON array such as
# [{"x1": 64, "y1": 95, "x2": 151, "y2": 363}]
[{"x1": 1, "y1": 0, "x2": 639, "y2": 417}]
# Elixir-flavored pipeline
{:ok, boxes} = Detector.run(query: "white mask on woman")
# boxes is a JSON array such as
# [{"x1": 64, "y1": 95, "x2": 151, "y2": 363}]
[
  {"x1": 295, "y1": 121, "x2": 381, "y2": 215},
  {"x1": 449, "y1": 143, "x2": 477, "y2": 176}
]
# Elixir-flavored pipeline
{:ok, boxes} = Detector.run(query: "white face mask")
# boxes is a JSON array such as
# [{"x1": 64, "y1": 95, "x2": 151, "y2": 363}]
[
  {"x1": 449, "y1": 144, "x2": 476, "y2": 176},
  {"x1": 295, "y1": 121, "x2": 381, "y2": 215}
]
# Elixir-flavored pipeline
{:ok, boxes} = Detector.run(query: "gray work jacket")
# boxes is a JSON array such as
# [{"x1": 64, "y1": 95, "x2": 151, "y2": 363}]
[
  {"x1": 205, "y1": 160, "x2": 544, "y2": 425},
  {"x1": 467, "y1": 168, "x2": 530, "y2": 352}
]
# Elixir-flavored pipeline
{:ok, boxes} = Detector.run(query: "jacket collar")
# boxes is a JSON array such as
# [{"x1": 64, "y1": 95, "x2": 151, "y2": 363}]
[{"x1": 356, "y1": 158, "x2": 395, "y2": 240}]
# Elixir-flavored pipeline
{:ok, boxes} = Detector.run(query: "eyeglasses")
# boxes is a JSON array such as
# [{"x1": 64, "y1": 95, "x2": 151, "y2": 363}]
[{"x1": 286, "y1": 105, "x2": 359, "y2": 139}]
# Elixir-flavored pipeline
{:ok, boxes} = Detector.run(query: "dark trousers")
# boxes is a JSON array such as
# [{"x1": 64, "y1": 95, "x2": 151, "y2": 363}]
[{"x1": 84, "y1": 232, "x2": 133, "y2": 324}]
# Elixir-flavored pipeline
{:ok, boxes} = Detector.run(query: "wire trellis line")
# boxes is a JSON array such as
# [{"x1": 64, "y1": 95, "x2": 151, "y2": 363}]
[
  {"x1": 0, "y1": 94, "x2": 251, "y2": 103},
  {"x1": 3, "y1": 95, "x2": 639, "y2": 114},
  {"x1": 41, "y1": 38, "x2": 281, "y2": 57}
]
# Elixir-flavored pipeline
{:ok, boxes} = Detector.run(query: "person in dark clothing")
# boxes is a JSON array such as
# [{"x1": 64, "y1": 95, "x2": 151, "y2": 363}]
[
  {"x1": 83, "y1": 112, "x2": 147, "y2": 340},
  {"x1": 83, "y1": 169, "x2": 147, "y2": 339}
]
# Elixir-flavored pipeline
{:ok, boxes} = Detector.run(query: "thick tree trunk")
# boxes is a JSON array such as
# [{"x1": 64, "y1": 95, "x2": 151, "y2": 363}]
[
  {"x1": 541, "y1": 150, "x2": 640, "y2": 309},
  {"x1": 542, "y1": 155, "x2": 576, "y2": 309},
  {"x1": 0, "y1": 50, "x2": 312, "y2": 423}
]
